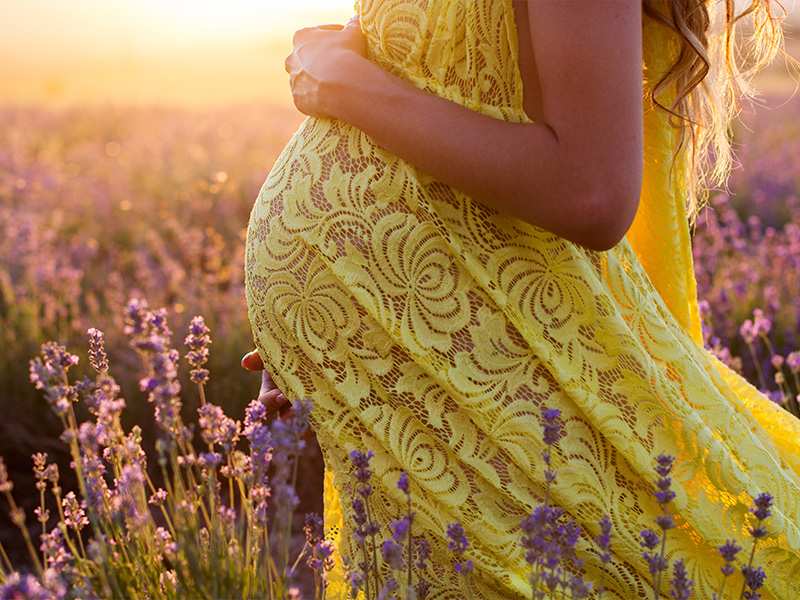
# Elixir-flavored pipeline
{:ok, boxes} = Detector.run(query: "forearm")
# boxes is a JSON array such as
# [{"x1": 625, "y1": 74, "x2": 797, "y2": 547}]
[{"x1": 321, "y1": 55, "x2": 641, "y2": 251}]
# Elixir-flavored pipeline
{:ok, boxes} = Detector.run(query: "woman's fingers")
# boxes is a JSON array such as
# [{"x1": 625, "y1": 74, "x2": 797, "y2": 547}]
[
  {"x1": 242, "y1": 352, "x2": 313, "y2": 439},
  {"x1": 241, "y1": 350, "x2": 264, "y2": 371},
  {"x1": 257, "y1": 370, "x2": 288, "y2": 414},
  {"x1": 285, "y1": 15, "x2": 367, "y2": 118}
]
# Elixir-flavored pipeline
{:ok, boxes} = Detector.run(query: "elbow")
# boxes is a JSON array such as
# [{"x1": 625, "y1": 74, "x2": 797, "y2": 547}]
[{"x1": 566, "y1": 181, "x2": 641, "y2": 252}]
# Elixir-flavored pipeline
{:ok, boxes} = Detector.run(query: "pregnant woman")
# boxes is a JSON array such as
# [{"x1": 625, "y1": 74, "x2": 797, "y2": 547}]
[{"x1": 244, "y1": 1, "x2": 800, "y2": 597}]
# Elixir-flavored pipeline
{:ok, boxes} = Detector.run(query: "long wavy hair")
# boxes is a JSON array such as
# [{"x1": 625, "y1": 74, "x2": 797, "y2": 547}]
[{"x1": 643, "y1": 0, "x2": 788, "y2": 219}]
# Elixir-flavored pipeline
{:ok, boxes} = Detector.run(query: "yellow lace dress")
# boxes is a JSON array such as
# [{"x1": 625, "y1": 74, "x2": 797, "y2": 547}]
[{"x1": 245, "y1": 0, "x2": 800, "y2": 597}]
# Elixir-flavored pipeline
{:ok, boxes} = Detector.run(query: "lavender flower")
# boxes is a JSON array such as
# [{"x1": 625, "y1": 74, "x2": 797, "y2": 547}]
[
  {"x1": 713, "y1": 540, "x2": 742, "y2": 599},
  {"x1": 642, "y1": 454, "x2": 677, "y2": 599},
  {"x1": 138, "y1": 343, "x2": 188, "y2": 440},
  {"x1": 123, "y1": 298, "x2": 150, "y2": 337},
  {"x1": 447, "y1": 521, "x2": 475, "y2": 598},
  {"x1": 411, "y1": 537, "x2": 432, "y2": 599},
  {"x1": 447, "y1": 522, "x2": 470, "y2": 556},
  {"x1": 62, "y1": 492, "x2": 89, "y2": 533},
  {"x1": 243, "y1": 399, "x2": 273, "y2": 483},
  {"x1": 741, "y1": 565, "x2": 767, "y2": 599},
  {"x1": 787, "y1": 351, "x2": 800, "y2": 374},
  {"x1": 198, "y1": 403, "x2": 240, "y2": 454},
  {"x1": 750, "y1": 492, "x2": 773, "y2": 532},
  {"x1": 738, "y1": 493, "x2": 773, "y2": 599},
  {"x1": 540, "y1": 408, "x2": 563, "y2": 506},
  {"x1": 29, "y1": 343, "x2": 79, "y2": 417},
  {"x1": 0, "y1": 573, "x2": 49, "y2": 600},
  {"x1": 740, "y1": 319, "x2": 756, "y2": 344},
  {"x1": 0, "y1": 459, "x2": 12, "y2": 494},
  {"x1": 415, "y1": 539, "x2": 431, "y2": 570},
  {"x1": 184, "y1": 315, "x2": 211, "y2": 385},
  {"x1": 397, "y1": 471, "x2": 410, "y2": 495},
  {"x1": 595, "y1": 514, "x2": 614, "y2": 598},
  {"x1": 381, "y1": 539, "x2": 405, "y2": 570},
  {"x1": 349, "y1": 449, "x2": 380, "y2": 599},
  {"x1": 111, "y1": 463, "x2": 148, "y2": 529},
  {"x1": 669, "y1": 559, "x2": 693, "y2": 600},
  {"x1": 752, "y1": 309, "x2": 771, "y2": 338},
  {"x1": 350, "y1": 449, "x2": 374, "y2": 493},
  {"x1": 87, "y1": 328, "x2": 109, "y2": 374},
  {"x1": 304, "y1": 512, "x2": 324, "y2": 546},
  {"x1": 304, "y1": 511, "x2": 334, "y2": 594}
]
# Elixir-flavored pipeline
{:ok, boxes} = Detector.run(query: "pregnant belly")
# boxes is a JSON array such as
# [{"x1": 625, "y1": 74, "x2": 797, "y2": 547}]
[{"x1": 246, "y1": 116, "x2": 441, "y2": 262}]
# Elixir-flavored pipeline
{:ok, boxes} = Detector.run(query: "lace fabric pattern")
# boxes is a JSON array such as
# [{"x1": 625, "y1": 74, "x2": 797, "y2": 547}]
[{"x1": 245, "y1": 0, "x2": 800, "y2": 597}]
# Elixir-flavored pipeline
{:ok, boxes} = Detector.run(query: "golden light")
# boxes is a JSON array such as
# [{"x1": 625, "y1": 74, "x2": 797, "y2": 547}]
[
  {"x1": 0, "y1": 0, "x2": 354, "y2": 105},
  {"x1": 136, "y1": 0, "x2": 352, "y2": 44}
]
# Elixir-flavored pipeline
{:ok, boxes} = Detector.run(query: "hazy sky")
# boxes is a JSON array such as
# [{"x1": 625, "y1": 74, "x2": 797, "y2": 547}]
[{"x1": 2, "y1": 0, "x2": 355, "y2": 62}]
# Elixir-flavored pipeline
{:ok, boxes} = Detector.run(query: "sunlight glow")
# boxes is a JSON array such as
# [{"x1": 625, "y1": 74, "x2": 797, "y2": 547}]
[{"x1": 137, "y1": 0, "x2": 353, "y2": 41}]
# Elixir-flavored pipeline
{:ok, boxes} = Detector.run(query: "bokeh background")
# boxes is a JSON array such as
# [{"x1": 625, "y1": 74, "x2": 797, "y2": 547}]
[
  {"x1": 2, "y1": 0, "x2": 800, "y2": 574},
  {"x1": 2, "y1": 0, "x2": 355, "y2": 105}
]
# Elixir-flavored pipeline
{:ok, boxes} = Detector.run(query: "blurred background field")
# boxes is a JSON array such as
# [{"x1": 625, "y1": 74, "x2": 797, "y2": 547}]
[{"x1": 1, "y1": 0, "x2": 800, "y2": 572}]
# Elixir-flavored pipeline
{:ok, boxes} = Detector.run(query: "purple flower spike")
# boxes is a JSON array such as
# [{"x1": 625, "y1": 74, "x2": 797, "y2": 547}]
[
  {"x1": 390, "y1": 517, "x2": 410, "y2": 543},
  {"x1": 786, "y1": 351, "x2": 800, "y2": 374},
  {"x1": 541, "y1": 407, "x2": 564, "y2": 446},
  {"x1": 304, "y1": 512, "x2": 325, "y2": 545},
  {"x1": 350, "y1": 450, "x2": 374, "y2": 484},
  {"x1": 184, "y1": 316, "x2": 211, "y2": 385},
  {"x1": 655, "y1": 513, "x2": 676, "y2": 531},
  {"x1": 446, "y1": 522, "x2": 470, "y2": 555},
  {"x1": 751, "y1": 493, "x2": 773, "y2": 522},
  {"x1": 740, "y1": 319, "x2": 755, "y2": 344},
  {"x1": 653, "y1": 454, "x2": 676, "y2": 478},
  {"x1": 717, "y1": 540, "x2": 741, "y2": 576},
  {"x1": 669, "y1": 559, "x2": 693, "y2": 600},
  {"x1": 640, "y1": 528, "x2": 660, "y2": 551},
  {"x1": 198, "y1": 403, "x2": 240, "y2": 453},
  {"x1": 741, "y1": 565, "x2": 766, "y2": 599},
  {"x1": 0, "y1": 573, "x2": 48, "y2": 600},
  {"x1": 752, "y1": 309, "x2": 771, "y2": 338},
  {"x1": 595, "y1": 514, "x2": 614, "y2": 598},
  {"x1": 415, "y1": 539, "x2": 431, "y2": 570},
  {"x1": 87, "y1": 328, "x2": 109, "y2": 374},
  {"x1": 397, "y1": 472, "x2": 410, "y2": 495},
  {"x1": 748, "y1": 492, "x2": 773, "y2": 541},
  {"x1": 380, "y1": 539, "x2": 404, "y2": 570},
  {"x1": 595, "y1": 514, "x2": 614, "y2": 564}
]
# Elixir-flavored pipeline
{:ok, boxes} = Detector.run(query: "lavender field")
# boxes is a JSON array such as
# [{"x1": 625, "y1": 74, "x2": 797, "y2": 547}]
[
  {"x1": 1, "y1": 92, "x2": 799, "y2": 581},
  {"x1": 0, "y1": 104, "x2": 314, "y2": 540}
]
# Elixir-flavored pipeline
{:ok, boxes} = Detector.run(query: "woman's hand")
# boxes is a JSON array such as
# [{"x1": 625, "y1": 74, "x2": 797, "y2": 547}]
[
  {"x1": 242, "y1": 351, "x2": 316, "y2": 440},
  {"x1": 241, "y1": 350, "x2": 289, "y2": 416},
  {"x1": 285, "y1": 15, "x2": 367, "y2": 118}
]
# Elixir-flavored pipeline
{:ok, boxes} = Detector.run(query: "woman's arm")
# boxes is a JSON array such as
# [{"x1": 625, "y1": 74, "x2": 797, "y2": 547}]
[{"x1": 286, "y1": 2, "x2": 643, "y2": 251}]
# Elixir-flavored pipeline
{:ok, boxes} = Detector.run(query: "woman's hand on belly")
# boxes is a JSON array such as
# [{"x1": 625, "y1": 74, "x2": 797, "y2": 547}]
[{"x1": 284, "y1": 15, "x2": 367, "y2": 118}]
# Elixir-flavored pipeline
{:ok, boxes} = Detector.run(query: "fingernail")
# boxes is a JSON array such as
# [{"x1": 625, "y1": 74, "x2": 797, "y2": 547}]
[{"x1": 277, "y1": 393, "x2": 287, "y2": 403}]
